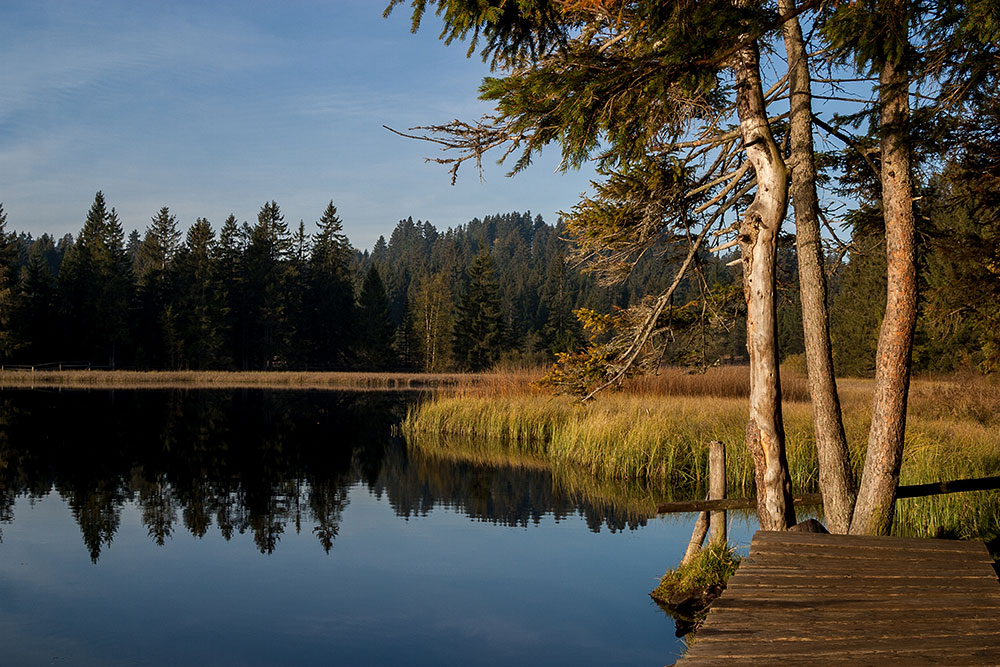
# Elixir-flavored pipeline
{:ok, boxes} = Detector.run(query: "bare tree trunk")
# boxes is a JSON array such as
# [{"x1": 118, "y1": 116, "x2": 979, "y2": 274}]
[
  {"x1": 850, "y1": 44, "x2": 918, "y2": 536},
  {"x1": 779, "y1": 1, "x2": 856, "y2": 534},
  {"x1": 733, "y1": 41, "x2": 796, "y2": 531}
]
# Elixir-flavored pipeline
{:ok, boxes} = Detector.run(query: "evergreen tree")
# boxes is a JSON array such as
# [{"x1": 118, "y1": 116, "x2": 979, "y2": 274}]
[
  {"x1": 284, "y1": 220, "x2": 311, "y2": 368},
  {"x1": 217, "y1": 214, "x2": 246, "y2": 368},
  {"x1": 831, "y1": 232, "x2": 887, "y2": 377},
  {"x1": 13, "y1": 238, "x2": 59, "y2": 362},
  {"x1": 454, "y1": 249, "x2": 504, "y2": 371},
  {"x1": 175, "y1": 218, "x2": 228, "y2": 369},
  {"x1": 0, "y1": 204, "x2": 19, "y2": 358},
  {"x1": 539, "y1": 251, "x2": 582, "y2": 356},
  {"x1": 356, "y1": 265, "x2": 394, "y2": 369},
  {"x1": 306, "y1": 201, "x2": 355, "y2": 367},
  {"x1": 917, "y1": 165, "x2": 1000, "y2": 373},
  {"x1": 58, "y1": 192, "x2": 134, "y2": 367},
  {"x1": 135, "y1": 207, "x2": 181, "y2": 367},
  {"x1": 393, "y1": 306, "x2": 419, "y2": 368},
  {"x1": 388, "y1": 0, "x2": 798, "y2": 526},
  {"x1": 245, "y1": 201, "x2": 292, "y2": 368},
  {"x1": 126, "y1": 229, "x2": 142, "y2": 274}
]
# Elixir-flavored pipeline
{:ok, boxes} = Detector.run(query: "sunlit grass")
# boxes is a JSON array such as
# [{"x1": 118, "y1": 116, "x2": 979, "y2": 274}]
[{"x1": 403, "y1": 366, "x2": 1000, "y2": 540}]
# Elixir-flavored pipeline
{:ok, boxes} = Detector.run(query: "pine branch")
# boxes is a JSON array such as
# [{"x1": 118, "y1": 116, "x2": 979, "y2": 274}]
[{"x1": 581, "y1": 219, "x2": 714, "y2": 401}]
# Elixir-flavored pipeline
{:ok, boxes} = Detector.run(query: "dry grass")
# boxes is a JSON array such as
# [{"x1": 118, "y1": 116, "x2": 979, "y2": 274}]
[
  {"x1": 620, "y1": 365, "x2": 811, "y2": 403},
  {"x1": 403, "y1": 366, "x2": 1000, "y2": 538},
  {"x1": 0, "y1": 369, "x2": 480, "y2": 390}
]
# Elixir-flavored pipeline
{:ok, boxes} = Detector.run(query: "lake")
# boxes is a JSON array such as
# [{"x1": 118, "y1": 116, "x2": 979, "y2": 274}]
[{"x1": 0, "y1": 389, "x2": 755, "y2": 666}]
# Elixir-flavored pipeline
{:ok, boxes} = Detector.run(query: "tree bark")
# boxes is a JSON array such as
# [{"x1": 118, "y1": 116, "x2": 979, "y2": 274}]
[
  {"x1": 733, "y1": 41, "x2": 797, "y2": 531},
  {"x1": 779, "y1": 1, "x2": 856, "y2": 534},
  {"x1": 849, "y1": 46, "x2": 918, "y2": 535}
]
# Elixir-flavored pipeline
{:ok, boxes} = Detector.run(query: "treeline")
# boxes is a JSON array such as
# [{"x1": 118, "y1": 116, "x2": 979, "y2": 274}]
[
  {"x1": 0, "y1": 174, "x2": 995, "y2": 375},
  {"x1": 0, "y1": 196, "x2": 629, "y2": 371},
  {"x1": 0, "y1": 194, "x2": 357, "y2": 370}
]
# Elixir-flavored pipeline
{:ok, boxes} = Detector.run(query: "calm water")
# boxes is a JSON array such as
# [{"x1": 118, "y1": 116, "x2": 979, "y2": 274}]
[{"x1": 0, "y1": 389, "x2": 755, "y2": 666}]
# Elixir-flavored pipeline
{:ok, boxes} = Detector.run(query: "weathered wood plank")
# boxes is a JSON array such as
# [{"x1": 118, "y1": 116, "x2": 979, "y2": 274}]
[
  {"x1": 746, "y1": 548, "x2": 993, "y2": 564},
  {"x1": 695, "y1": 617, "x2": 1000, "y2": 636},
  {"x1": 751, "y1": 530, "x2": 988, "y2": 552},
  {"x1": 679, "y1": 646, "x2": 1000, "y2": 667},
  {"x1": 721, "y1": 584, "x2": 1000, "y2": 595},
  {"x1": 676, "y1": 531, "x2": 1000, "y2": 664},
  {"x1": 688, "y1": 637, "x2": 1000, "y2": 656}
]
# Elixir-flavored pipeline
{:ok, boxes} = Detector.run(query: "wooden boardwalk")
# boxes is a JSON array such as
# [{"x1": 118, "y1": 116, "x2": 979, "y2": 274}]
[{"x1": 678, "y1": 530, "x2": 1000, "y2": 665}]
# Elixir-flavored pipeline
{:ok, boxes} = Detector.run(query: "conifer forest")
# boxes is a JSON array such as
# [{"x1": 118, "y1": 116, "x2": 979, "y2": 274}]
[{"x1": 0, "y1": 168, "x2": 996, "y2": 376}]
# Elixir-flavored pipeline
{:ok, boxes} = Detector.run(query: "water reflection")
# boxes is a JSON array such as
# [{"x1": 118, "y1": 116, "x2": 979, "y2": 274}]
[{"x1": 0, "y1": 390, "x2": 656, "y2": 563}]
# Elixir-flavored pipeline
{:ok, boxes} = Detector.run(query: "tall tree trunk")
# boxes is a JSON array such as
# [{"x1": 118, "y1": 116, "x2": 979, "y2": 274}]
[
  {"x1": 779, "y1": 1, "x2": 856, "y2": 534},
  {"x1": 849, "y1": 43, "x2": 918, "y2": 536},
  {"x1": 734, "y1": 41, "x2": 797, "y2": 531}
]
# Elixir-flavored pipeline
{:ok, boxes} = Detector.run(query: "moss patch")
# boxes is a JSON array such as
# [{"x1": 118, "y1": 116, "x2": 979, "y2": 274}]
[{"x1": 651, "y1": 543, "x2": 741, "y2": 637}]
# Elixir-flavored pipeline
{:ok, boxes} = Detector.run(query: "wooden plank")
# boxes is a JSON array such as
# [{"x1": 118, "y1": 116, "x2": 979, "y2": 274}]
[
  {"x1": 682, "y1": 633, "x2": 1000, "y2": 655},
  {"x1": 750, "y1": 530, "x2": 989, "y2": 552},
  {"x1": 746, "y1": 547, "x2": 994, "y2": 563},
  {"x1": 723, "y1": 580, "x2": 1000, "y2": 591},
  {"x1": 696, "y1": 619, "x2": 1000, "y2": 636},
  {"x1": 680, "y1": 650, "x2": 1000, "y2": 667},
  {"x1": 680, "y1": 646, "x2": 1000, "y2": 667},
  {"x1": 706, "y1": 613, "x2": 1000, "y2": 624}
]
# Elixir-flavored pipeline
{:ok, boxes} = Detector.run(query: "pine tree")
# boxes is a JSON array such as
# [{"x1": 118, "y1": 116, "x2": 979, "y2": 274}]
[
  {"x1": 135, "y1": 207, "x2": 181, "y2": 367},
  {"x1": 539, "y1": 251, "x2": 581, "y2": 356},
  {"x1": 58, "y1": 192, "x2": 135, "y2": 367},
  {"x1": 306, "y1": 201, "x2": 355, "y2": 367},
  {"x1": 356, "y1": 265, "x2": 394, "y2": 369},
  {"x1": 284, "y1": 220, "x2": 311, "y2": 369},
  {"x1": 245, "y1": 201, "x2": 292, "y2": 368},
  {"x1": 454, "y1": 249, "x2": 504, "y2": 371},
  {"x1": 389, "y1": 0, "x2": 800, "y2": 527},
  {"x1": 831, "y1": 232, "x2": 887, "y2": 377},
  {"x1": 175, "y1": 218, "x2": 228, "y2": 369},
  {"x1": 217, "y1": 214, "x2": 245, "y2": 368},
  {"x1": 0, "y1": 204, "x2": 19, "y2": 358},
  {"x1": 13, "y1": 238, "x2": 59, "y2": 362}
]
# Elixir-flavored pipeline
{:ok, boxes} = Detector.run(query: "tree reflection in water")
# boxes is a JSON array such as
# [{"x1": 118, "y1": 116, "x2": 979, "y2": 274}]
[{"x1": 0, "y1": 390, "x2": 657, "y2": 563}]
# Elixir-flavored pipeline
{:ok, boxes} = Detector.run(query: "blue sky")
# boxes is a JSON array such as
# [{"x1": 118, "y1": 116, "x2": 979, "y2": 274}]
[{"x1": 1, "y1": 0, "x2": 595, "y2": 250}]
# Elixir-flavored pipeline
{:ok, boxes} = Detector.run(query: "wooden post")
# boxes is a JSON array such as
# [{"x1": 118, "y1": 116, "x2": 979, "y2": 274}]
[
  {"x1": 709, "y1": 440, "x2": 727, "y2": 546},
  {"x1": 680, "y1": 511, "x2": 709, "y2": 567},
  {"x1": 679, "y1": 442, "x2": 727, "y2": 566}
]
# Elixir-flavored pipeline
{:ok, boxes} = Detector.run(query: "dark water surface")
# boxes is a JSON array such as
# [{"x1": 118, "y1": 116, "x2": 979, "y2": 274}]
[{"x1": 0, "y1": 389, "x2": 754, "y2": 666}]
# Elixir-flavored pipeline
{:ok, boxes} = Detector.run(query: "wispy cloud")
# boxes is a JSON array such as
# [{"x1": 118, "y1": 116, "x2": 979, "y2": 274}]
[{"x1": 0, "y1": 0, "x2": 594, "y2": 249}]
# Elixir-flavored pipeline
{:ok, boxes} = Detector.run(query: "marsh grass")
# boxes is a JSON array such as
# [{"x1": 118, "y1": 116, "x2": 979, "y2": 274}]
[
  {"x1": 403, "y1": 393, "x2": 843, "y2": 493},
  {"x1": 403, "y1": 367, "x2": 1000, "y2": 540}
]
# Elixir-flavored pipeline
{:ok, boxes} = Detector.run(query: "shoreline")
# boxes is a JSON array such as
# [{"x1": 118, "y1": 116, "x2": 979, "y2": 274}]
[{"x1": 0, "y1": 369, "x2": 478, "y2": 391}]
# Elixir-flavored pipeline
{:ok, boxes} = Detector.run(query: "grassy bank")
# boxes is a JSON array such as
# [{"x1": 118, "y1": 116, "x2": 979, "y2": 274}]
[
  {"x1": 0, "y1": 369, "x2": 479, "y2": 391},
  {"x1": 402, "y1": 366, "x2": 1000, "y2": 539}
]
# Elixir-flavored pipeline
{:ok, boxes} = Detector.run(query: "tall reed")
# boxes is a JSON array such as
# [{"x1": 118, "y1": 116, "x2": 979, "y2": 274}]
[{"x1": 403, "y1": 368, "x2": 1000, "y2": 540}]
